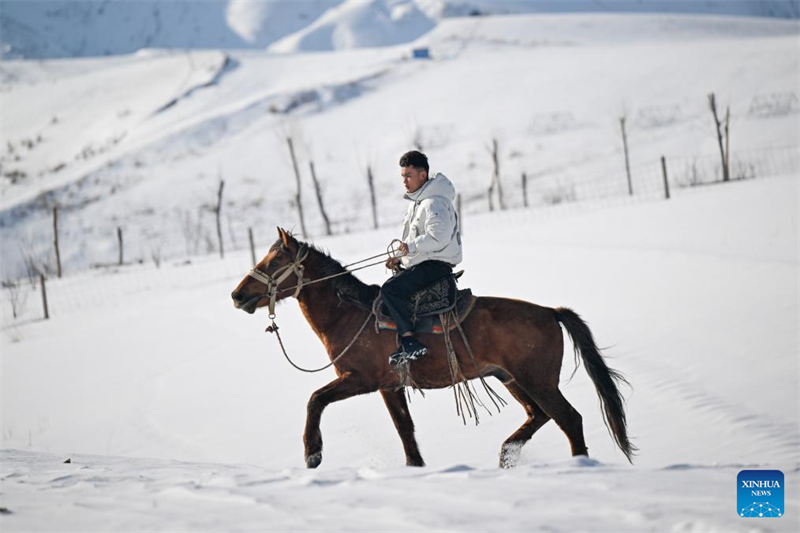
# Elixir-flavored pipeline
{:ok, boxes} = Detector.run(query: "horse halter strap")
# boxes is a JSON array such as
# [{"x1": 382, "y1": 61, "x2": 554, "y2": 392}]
[{"x1": 247, "y1": 244, "x2": 310, "y2": 318}]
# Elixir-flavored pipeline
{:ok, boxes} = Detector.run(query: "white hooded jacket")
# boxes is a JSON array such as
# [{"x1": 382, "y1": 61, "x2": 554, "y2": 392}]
[{"x1": 400, "y1": 172, "x2": 463, "y2": 268}]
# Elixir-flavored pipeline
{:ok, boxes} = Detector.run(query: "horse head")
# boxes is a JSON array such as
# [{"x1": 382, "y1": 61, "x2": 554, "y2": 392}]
[{"x1": 231, "y1": 227, "x2": 308, "y2": 315}]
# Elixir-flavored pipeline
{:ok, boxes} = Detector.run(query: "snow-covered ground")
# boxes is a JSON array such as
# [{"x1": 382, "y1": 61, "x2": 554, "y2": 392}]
[
  {"x1": 2, "y1": 171, "x2": 798, "y2": 531},
  {"x1": 1, "y1": 8, "x2": 799, "y2": 532}
]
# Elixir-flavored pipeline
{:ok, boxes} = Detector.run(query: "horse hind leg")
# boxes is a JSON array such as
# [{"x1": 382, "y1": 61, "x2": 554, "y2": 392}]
[
  {"x1": 499, "y1": 382, "x2": 552, "y2": 468},
  {"x1": 528, "y1": 385, "x2": 588, "y2": 458},
  {"x1": 380, "y1": 389, "x2": 425, "y2": 467}
]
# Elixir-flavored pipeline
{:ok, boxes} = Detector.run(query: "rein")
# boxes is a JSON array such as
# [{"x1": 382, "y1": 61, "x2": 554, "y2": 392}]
[
  {"x1": 248, "y1": 243, "x2": 398, "y2": 373},
  {"x1": 270, "y1": 311, "x2": 374, "y2": 373}
]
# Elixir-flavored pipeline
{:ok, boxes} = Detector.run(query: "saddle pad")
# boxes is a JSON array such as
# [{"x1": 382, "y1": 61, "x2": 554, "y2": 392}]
[{"x1": 377, "y1": 289, "x2": 477, "y2": 334}]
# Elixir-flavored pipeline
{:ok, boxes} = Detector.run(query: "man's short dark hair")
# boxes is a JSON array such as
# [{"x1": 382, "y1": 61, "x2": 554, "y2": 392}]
[{"x1": 399, "y1": 150, "x2": 429, "y2": 173}]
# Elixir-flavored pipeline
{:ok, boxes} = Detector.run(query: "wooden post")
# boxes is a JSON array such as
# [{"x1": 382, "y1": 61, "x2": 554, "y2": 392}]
[
  {"x1": 661, "y1": 156, "x2": 671, "y2": 200},
  {"x1": 724, "y1": 105, "x2": 730, "y2": 179},
  {"x1": 248, "y1": 227, "x2": 256, "y2": 266},
  {"x1": 215, "y1": 179, "x2": 225, "y2": 259},
  {"x1": 490, "y1": 138, "x2": 506, "y2": 210},
  {"x1": 52, "y1": 206, "x2": 62, "y2": 278},
  {"x1": 286, "y1": 137, "x2": 308, "y2": 237},
  {"x1": 708, "y1": 93, "x2": 730, "y2": 182},
  {"x1": 117, "y1": 227, "x2": 123, "y2": 266},
  {"x1": 620, "y1": 116, "x2": 633, "y2": 195},
  {"x1": 367, "y1": 165, "x2": 378, "y2": 230},
  {"x1": 456, "y1": 193, "x2": 463, "y2": 236},
  {"x1": 40, "y1": 273, "x2": 49, "y2": 320},
  {"x1": 521, "y1": 173, "x2": 529, "y2": 207},
  {"x1": 309, "y1": 161, "x2": 332, "y2": 236}
]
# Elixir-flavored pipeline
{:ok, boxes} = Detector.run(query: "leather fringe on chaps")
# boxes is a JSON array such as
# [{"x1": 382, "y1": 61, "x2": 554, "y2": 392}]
[{"x1": 394, "y1": 310, "x2": 508, "y2": 425}]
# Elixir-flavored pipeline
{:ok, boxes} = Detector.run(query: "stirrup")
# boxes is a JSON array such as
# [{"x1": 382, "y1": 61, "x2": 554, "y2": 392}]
[
  {"x1": 389, "y1": 337, "x2": 428, "y2": 367},
  {"x1": 389, "y1": 350, "x2": 408, "y2": 367}
]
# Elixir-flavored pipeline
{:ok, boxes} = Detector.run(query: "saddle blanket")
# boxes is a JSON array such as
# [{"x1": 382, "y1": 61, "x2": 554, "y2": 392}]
[{"x1": 377, "y1": 290, "x2": 477, "y2": 334}]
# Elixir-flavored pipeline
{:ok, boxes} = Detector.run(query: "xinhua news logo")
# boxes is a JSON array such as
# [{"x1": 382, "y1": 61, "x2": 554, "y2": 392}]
[{"x1": 737, "y1": 470, "x2": 784, "y2": 518}]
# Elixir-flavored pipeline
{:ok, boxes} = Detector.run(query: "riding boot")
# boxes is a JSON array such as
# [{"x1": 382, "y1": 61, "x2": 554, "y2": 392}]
[{"x1": 389, "y1": 335, "x2": 428, "y2": 367}]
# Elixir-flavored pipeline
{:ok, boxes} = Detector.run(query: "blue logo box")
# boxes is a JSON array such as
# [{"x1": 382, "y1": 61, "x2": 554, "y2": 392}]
[{"x1": 738, "y1": 470, "x2": 784, "y2": 518}]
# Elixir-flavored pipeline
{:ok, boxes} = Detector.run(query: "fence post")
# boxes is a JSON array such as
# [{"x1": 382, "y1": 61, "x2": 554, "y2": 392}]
[
  {"x1": 53, "y1": 206, "x2": 62, "y2": 278},
  {"x1": 40, "y1": 274, "x2": 49, "y2": 320},
  {"x1": 117, "y1": 227, "x2": 123, "y2": 266},
  {"x1": 489, "y1": 138, "x2": 506, "y2": 210},
  {"x1": 309, "y1": 161, "x2": 332, "y2": 236},
  {"x1": 286, "y1": 137, "x2": 308, "y2": 237},
  {"x1": 248, "y1": 227, "x2": 256, "y2": 266},
  {"x1": 661, "y1": 156, "x2": 671, "y2": 200},
  {"x1": 708, "y1": 93, "x2": 730, "y2": 182},
  {"x1": 367, "y1": 165, "x2": 378, "y2": 230},
  {"x1": 620, "y1": 116, "x2": 633, "y2": 195},
  {"x1": 521, "y1": 173, "x2": 528, "y2": 207},
  {"x1": 215, "y1": 179, "x2": 225, "y2": 259}
]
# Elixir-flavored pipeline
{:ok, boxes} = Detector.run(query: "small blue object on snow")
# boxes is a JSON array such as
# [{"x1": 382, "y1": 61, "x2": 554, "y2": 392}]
[{"x1": 412, "y1": 48, "x2": 430, "y2": 59}]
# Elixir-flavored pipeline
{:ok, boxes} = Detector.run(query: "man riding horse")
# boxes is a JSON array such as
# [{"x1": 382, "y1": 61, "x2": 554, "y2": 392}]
[{"x1": 381, "y1": 150, "x2": 462, "y2": 367}]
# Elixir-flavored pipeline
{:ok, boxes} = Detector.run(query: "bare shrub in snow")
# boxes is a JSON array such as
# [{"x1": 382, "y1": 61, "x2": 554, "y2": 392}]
[
  {"x1": 681, "y1": 159, "x2": 702, "y2": 187},
  {"x1": 2, "y1": 279, "x2": 28, "y2": 319},
  {"x1": 633, "y1": 104, "x2": 681, "y2": 129},
  {"x1": 748, "y1": 92, "x2": 798, "y2": 118},
  {"x1": 18, "y1": 244, "x2": 53, "y2": 288},
  {"x1": 732, "y1": 159, "x2": 756, "y2": 180},
  {"x1": 542, "y1": 182, "x2": 577, "y2": 205},
  {"x1": 178, "y1": 209, "x2": 205, "y2": 256}
]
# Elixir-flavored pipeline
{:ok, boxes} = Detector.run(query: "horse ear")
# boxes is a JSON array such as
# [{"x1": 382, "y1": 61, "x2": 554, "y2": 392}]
[{"x1": 278, "y1": 227, "x2": 296, "y2": 250}]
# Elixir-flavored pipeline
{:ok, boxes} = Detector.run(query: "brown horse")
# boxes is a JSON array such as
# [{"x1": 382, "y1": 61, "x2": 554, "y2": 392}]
[{"x1": 232, "y1": 228, "x2": 635, "y2": 469}]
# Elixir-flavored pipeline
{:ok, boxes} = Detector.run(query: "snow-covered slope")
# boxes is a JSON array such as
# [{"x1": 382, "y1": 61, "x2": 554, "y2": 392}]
[
  {"x1": 1, "y1": 14, "x2": 797, "y2": 280},
  {"x1": 225, "y1": 0, "x2": 344, "y2": 46},
  {"x1": 268, "y1": 0, "x2": 435, "y2": 53},
  {"x1": 1, "y1": 0, "x2": 798, "y2": 59},
  {"x1": 419, "y1": 0, "x2": 800, "y2": 19},
  {"x1": 1, "y1": 172, "x2": 797, "y2": 531},
  {"x1": 0, "y1": 0, "x2": 247, "y2": 59}
]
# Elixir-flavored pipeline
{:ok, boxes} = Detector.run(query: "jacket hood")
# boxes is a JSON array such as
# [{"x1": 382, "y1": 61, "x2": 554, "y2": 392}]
[{"x1": 404, "y1": 172, "x2": 455, "y2": 203}]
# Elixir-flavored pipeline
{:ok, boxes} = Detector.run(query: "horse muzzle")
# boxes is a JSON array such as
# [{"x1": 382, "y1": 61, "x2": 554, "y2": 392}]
[{"x1": 231, "y1": 291, "x2": 260, "y2": 314}]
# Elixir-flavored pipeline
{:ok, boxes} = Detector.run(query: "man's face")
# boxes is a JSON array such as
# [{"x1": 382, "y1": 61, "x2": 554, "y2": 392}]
[{"x1": 401, "y1": 166, "x2": 428, "y2": 193}]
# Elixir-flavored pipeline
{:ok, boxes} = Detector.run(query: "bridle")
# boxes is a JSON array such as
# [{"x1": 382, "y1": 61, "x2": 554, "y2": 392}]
[
  {"x1": 244, "y1": 241, "x2": 395, "y2": 373},
  {"x1": 247, "y1": 243, "x2": 311, "y2": 319},
  {"x1": 246, "y1": 240, "x2": 403, "y2": 320}
]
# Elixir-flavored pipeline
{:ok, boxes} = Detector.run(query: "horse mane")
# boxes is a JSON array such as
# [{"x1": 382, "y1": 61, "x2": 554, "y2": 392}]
[{"x1": 274, "y1": 235, "x2": 380, "y2": 311}]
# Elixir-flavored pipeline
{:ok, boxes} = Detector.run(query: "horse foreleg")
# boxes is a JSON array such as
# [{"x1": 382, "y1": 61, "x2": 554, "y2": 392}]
[
  {"x1": 500, "y1": 382, "x2": 552, "y2": 468},
  {"x1": 303, "y1": 372, "x2": 367, "y2": 468},
  {"x1": 380, "y1": 389, "x2": 425, "y2": 467}
]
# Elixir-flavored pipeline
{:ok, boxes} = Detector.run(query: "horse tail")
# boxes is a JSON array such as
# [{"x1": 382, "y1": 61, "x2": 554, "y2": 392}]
[{"x1": 554, "y1": 306, "x2": 637, "y2": 463}]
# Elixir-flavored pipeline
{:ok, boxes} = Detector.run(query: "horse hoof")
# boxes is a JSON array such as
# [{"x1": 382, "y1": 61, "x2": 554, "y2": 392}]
[
  {"x1": 499, "y1": 457, "x2": 516, "y2": 469},
  {"x1": 406, "y1": 456, "x2": 425, "y2": 467},
  {"x1": 305, "y1": 452, "x2": 322, "y2": 469},
  {"x1": 499, "y1": 445, "x2": 521, "y2": 469}
]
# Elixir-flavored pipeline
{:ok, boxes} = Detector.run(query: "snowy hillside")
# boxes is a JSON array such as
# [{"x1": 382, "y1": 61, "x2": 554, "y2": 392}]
[
  {"x1": 0, "y1": 13, "x2": 798, "y2": 281},
  {"x1": 268, "y1": 0, "x2": 436, "y2": 53},
  {"x1": 1, "y1": 172, "x2": 797, "y2": 531},
  {"x1": 1, "y1": 0, "x2": 798, "y2": 59},
  {"x1": 2, "y1": 4, "x2": 799, "y2": 532}
]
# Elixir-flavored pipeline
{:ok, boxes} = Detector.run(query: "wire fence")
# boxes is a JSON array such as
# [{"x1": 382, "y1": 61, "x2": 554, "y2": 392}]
[{"x1": 1, "y1": 144, "x2": 797, "y2": 330}]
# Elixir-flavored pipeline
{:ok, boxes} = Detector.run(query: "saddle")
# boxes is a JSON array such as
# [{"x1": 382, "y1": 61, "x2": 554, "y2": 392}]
[{"x1": 375, "y1": 271, "x2": 477, "y2": 335}]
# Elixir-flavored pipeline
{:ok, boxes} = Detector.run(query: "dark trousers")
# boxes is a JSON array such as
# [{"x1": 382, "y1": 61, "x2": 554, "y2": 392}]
[{"x1": 380, "y1": 260, "x2": 453, "y2": 336}]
